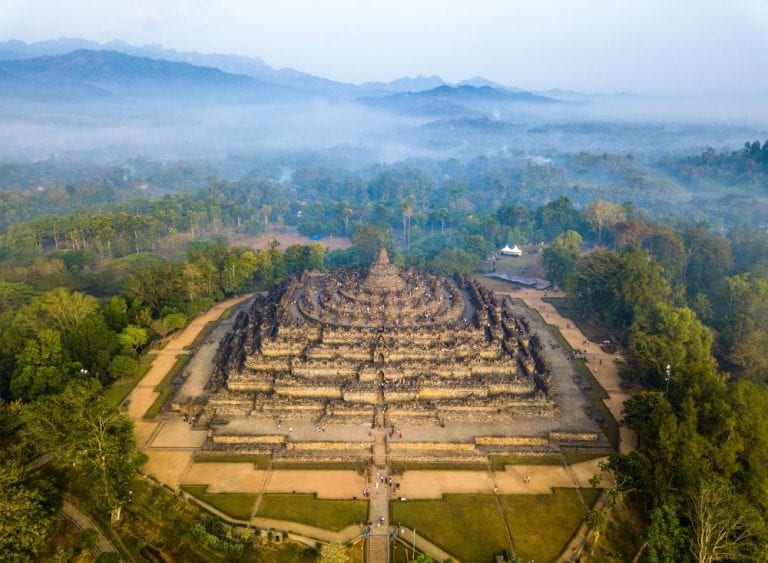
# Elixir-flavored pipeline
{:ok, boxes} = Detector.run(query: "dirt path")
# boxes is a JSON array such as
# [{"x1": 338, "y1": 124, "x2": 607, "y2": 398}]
[{"x1": 509, "y1": 288, "x2": 636, "y2": 454}]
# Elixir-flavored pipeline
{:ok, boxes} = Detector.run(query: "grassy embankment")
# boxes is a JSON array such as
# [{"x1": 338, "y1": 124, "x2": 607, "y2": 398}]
[{"x1": 392, "y1": 488, "x2": 601, "y2": 562}]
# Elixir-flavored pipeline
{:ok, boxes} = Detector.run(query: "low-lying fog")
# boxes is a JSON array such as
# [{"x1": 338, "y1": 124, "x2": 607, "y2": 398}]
[{"x1": 1, "y1": 93, "x2": 766, "y2": 164}]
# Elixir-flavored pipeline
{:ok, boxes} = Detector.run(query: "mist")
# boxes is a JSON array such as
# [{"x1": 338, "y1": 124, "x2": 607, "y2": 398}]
[{"x1": 1, "y1": 91, "x2": 766, "y2": 165}]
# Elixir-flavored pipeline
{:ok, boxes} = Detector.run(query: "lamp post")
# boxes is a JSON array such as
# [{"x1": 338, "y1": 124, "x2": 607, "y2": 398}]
[{"x1": 665, "y1": 364, "x2": 671, "y2": 398}]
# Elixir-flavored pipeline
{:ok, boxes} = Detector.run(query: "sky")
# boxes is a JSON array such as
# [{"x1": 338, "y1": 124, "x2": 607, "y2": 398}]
[{"x1": 1, "y1": 0, "x2": 767, "y2": 95}]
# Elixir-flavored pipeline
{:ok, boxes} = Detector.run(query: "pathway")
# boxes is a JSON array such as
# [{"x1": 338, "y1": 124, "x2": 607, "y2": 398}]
[
  {"x1": 367, "y1": 379, "x2": 390, "y2": 563},
  {"x1": 61, "y1": 499, "x2": 118, "y2": 558},
  {"x1": 126, "y1": 293, "x2": 255, "y2": 422},
  {"x1": 508, "y1": 288, "x2": 636, "y2": 454}
]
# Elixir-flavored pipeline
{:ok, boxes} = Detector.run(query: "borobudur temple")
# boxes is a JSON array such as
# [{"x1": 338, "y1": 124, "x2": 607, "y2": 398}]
[{"x1": 200, "y1": 248, "x2": 609, "y2": 464}]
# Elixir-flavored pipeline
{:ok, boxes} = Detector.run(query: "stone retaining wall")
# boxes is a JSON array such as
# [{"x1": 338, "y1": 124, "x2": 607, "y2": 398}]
[
  {"x1": 212, "y1": 434, "x2": 285, "y2": 445},
  {"x1": 389, "y1": 442, "x2": 475, "y2": 452},
  {"x1": 475, "y1": 436, "x2": 549, "y2": 446},
  {"x1": 550, "y1": 431, "x2": 599, "y2": 442},
  {"x1": 286, "y1": 441, "x2": 371, "y2": 451}
]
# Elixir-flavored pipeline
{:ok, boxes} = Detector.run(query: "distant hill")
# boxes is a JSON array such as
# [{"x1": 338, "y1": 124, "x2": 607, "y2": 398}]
[
  {"x1": 457, "y1": 76, "x2": 521, "y2": 92},
  {"x1": 360, "y1": 84, "x2": 557, "y2": 117},
  {"x1": 0, "y1": 49, "x2": 300, "y2": 102},
  {"x1": 360, "y1": 74, "x2": 446, "y2": 93},
  {"x1": 0, "y1": 39, "x2": 543, "y2": 98}
]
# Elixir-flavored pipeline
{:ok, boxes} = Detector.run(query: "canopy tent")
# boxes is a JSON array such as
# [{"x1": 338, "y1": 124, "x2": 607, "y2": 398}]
[{"x1": 500, "y1": 244, "x2": 522, "y2": 256}]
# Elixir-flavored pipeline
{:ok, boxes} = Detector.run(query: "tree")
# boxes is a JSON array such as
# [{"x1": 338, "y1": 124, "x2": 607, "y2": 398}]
[
  {"x1": 682, "y1": 228, "x2": 733, "y2": 298},
  {"x1": 729, "y1": 381, "x2": 768, "y2": 514},
  {"x1": 124, "y1": 262, "x2": 184, "y2": 314},
  {"x1": 108, "y1": 355, "x2": 138, "y2": 381},
  {"x1": 688, "y1": 478, "x2": 765, "y2": 563},
  {"x1": 427, "y1": 248, "x2": 478, "y2": 276},
  {"x1": 118, "y1": 325, "x2": 148, "y2": 356},
  {"x1": 10, "y1": 328, "x2": 78, "y2": 401},
  {"x1": 102, "y1": 296, "x2": 128, "y2": 331},
  {"x1": 535, "y1": 196, "x2": 583, "y2": 240},
  {"x1": 584, "y1": 509, "x2": 608, "y2": 546},
  {"x1": 627, "y1": 303, "x2": 718, "y2": 392},
  {"x1": 584, "y1": 199, "x2": 626, "y2": 242},
  {"x1": 542, "y1": 230, "x2": 581, "y2": 287},
  {"x1": 623, "y1": 390, "x2": 673, "y2": 449},
  {"x1": 0, "y1": 459, "x2": 55, "y2": 560},
  {"x1": 646, "y1": 225, "x2": 686, "y2": 283},
  {"x1": 351, "y1": 225, "x2": 392, "y2": 264},
  {"x1": 22, "y1": 381, "x2": 145, "y2": 519},
  {"x1": 21, "y1": 288, "x2": 98, "y2": 335},
  {"x1": 68, "y1": 316, "x2": 120, "y2": 383},
  {"x1": 284, "y1": 244, "x2": 326, "y2": 275},
  {"x1": 645, "y1": 494, "x2": 689, "y2": 563},
  {"x1": 319, "y1": 542, "x2": 350, "y2": 563}
]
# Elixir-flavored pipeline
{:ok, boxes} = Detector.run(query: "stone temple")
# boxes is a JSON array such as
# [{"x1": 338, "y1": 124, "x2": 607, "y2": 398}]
[{"x1": 201, "y1": 249, "x2": 609, "y2": 464}]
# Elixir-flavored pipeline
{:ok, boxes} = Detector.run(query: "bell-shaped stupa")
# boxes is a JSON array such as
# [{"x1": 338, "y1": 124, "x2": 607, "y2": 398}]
[{"x1": 360, "y1": 247, "x2": 406, "y2": 293}]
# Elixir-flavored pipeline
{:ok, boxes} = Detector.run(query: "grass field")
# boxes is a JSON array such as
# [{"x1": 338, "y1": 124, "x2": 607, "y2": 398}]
[
  {"x1": 392, "y1": 489, "x2": 601, "y2": 563},
  {"x1": 180, "y1": 485, "x2": 256, "y2": 520},
  {"x1": 491, "y1": 452, "x2": 606, "y2": 469},
  {"x1": 193, "y1": 453, "x2": 273, "y2": 468},
  {"x1": 256, "y1": 494, "x2": 368, "y2": 532},
  {"x1": 504, "y1": 488, "x2": 601, "y2": 562},
  {"x1": 392, "y1": 494, "x2": 510, "y2": 562}
]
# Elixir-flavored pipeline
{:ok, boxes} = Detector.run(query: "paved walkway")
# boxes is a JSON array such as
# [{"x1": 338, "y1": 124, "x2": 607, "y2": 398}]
[
  {"x1": 507, "y1": 288, "x2": 636, "y2": 454},
  {"x1": 127, "y1": 293, "x2": 255, "y2": 422},
  {"x1": 128, "y1": 294, "x2": 255, "y2": 486},
  {"x1": 61, "y1": 499, "x2": 118, "y2": 558},
  {"x1": 367, "y1": 389, "x2": 390, "y2": 562}
]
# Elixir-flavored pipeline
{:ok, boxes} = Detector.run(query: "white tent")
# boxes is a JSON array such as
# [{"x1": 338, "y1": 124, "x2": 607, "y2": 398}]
[{"x1": 500, "y1": 244, "x2": 522, "y2": 256}]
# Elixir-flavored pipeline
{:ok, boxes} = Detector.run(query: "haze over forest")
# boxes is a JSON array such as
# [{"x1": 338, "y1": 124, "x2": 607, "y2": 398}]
[{"x1": 0, "y1": 35, "x2": 767, "y2": 164}]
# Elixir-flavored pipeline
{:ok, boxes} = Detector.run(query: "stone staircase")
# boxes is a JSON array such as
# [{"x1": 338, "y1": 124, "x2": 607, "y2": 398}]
[{"x1": 367, "y1": 404, "x2": 390, "y2": 563}]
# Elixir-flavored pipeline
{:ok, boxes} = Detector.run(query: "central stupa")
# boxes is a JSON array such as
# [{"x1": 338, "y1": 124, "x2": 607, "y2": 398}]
[{"x1": 360, "y1": 247, "x2": 406, "y2": 294}]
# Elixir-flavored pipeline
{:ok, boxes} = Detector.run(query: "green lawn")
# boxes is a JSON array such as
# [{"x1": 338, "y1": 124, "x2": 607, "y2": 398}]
[
  {"x1": 256, "y1": 494, "x2": 368, "y2": 532},
  {"x1": 392, "y1": 489, "x2": 601, "y2": 563},
  {"x1": 503, "y1": 488, "x2": 601, "y2": 562},
  {"x1": 193, "y1": 453, "x2": 272, "y2": 468},
  {"x1": 102, "y1": 354, "x2": 154, "y2": 407},
  {"x1": 392, "y1": 494, "x2": 510, "y2": 562},
  {"x1": 180, "y1": 485, "x2": 256, "y2": 521},
  {"x1": 491, "y1": 452, "x2": 606, "y2": 469}
]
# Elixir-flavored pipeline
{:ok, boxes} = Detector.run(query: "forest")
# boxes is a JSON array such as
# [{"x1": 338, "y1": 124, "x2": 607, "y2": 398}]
[{"x1": 2, "y1": 140, "x2": 768, "y2": 561}]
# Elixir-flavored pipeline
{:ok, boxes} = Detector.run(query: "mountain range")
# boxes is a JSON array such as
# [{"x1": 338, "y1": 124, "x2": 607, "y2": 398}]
[
  {"x1": 0, "y1": 38, "x2": 553, "y2": 98},
  {"x1": 0, "y1": 39, "x2": 567, "y2": 124}
]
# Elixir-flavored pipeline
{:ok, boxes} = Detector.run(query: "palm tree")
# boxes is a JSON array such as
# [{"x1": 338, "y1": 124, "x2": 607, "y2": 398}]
[{"x1": 402, "y1": 202, "x2": 413, "y2": 246}]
